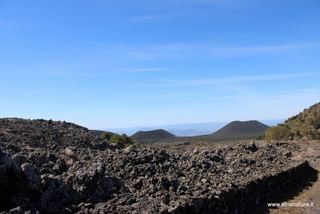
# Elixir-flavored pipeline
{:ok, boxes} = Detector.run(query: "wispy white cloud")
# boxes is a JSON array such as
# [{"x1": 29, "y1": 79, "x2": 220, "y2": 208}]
[
  {"x1": 148, "y1": 110, "x2": 192, "y2": 116},
  {"x1": 199, "y1": 87, "x2": 320, "y2": 121},
  {"x1": 24, "y1": 90, "x2": 44, "y2": 96},
  {"x1": 113, "y1": 68, "x2": 165, "y2": 72},
  {"x1": 145, "y1": 93, "x2": 196, "y2": 100},
  {"x1": 13, "y1": 40, "x2": 319, "y2": 78},
  {"x1": 183, "y1": 0, "x2": 270, "y2": 9},
  {"x1": 218, "y1": 43, "x2": 320, "y2": 57},
  {"x1": 155, "y1": 73, "x2": 316, "y2": 87},
  {"x1": 88, "y1": 93, "x2": 196, "y2": 105},
  {"x1": 122, "y1": 42, "x2": 320, "y2": 60},
  {"x1": 131, "y1": 10, "x2": 188, "y2": 22},
  {"x1": 76, "y1": 40, "x2": 320, "y2": 62},
  {"x1": 300, "y1": 88, "x2": 320, "y2": 92},
  {"x1": 148, "y1": 112, "x2": 178, "y2": 116},
  {"x1": 123, "y1": 51, "x2": 155, "y2": 60},
  {"x1": 74, "y1": 111, "x2": 86, "y2": 114},
  {"x1": 131, "y1": 15, "x2": 166, "y2": 22}
]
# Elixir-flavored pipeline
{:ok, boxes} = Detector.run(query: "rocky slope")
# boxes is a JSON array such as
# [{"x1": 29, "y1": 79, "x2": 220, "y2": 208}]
[
  {"x1": 283, "y1": 102, "x2": 320, "y2": 140},
  {"x1": 0, "y1": 118, "x2": 316, "y2": 214},
  {"x1": 0, "y1": 118, "x2": 108, "y2": 150}
]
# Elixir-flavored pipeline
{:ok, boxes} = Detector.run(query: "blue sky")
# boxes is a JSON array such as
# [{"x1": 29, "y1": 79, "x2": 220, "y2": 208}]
[{"x1": 1, "y1": 0, "x2": 320, "y2": 129}]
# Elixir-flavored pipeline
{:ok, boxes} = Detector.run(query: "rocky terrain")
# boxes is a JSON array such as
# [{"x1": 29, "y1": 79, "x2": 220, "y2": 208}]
[{"x1": 0, "y1": 118, "x2": 318, "y2": 213}]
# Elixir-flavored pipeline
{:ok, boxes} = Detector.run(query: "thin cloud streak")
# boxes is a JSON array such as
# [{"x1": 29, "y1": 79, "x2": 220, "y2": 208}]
[
  {"x1": 74, "y1": 111, "x2": 86, "y2": 114},
  {"x1": 24, "y1": 90, "x2": 44, "y2": 96},
  {"x1": 122, "y1": 42, "x2": 320, "y2": 60},
  {"x1": 77, "y1": 40, "x2": 320, "y2": 61},
  {"x1": 148, "y1": 110, "x2": 193, "y2": 116},
  {"x1": 156, "y1": 73, "x2": 316, "y2": 87},
  {"x1": 201, "y1": 89, "x2": 320, "y2": 121},
  {"x1": 10, "y1": 41, "x2": 318, "y2": 78},
  {"x1": 113, "y1": 68, "x2": 165, "y2": 72},
  {"x1": 148, "y1": 112, "x2": 178, "y2": 116},
  {"x1": 88, "y1": 93, "x2": 196, "y2": 105},
  {"x1": 131, "y1": 10, "x2": 188, "y2": 22},
  {"x1": 131, "y1": 15, "x2": 165, "y2": 22},
  {"x1": 219, "y1": 43, "x2": 320, "y2": 57}
]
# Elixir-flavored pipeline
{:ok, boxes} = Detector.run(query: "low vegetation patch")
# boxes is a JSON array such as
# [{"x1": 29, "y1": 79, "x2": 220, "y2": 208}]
[
  {"x1": 101, "y1": 132, "x2": 134, "y2": 149},
  {"x1": 264, "y1": 126, "x2": 291, "y2": 141}
]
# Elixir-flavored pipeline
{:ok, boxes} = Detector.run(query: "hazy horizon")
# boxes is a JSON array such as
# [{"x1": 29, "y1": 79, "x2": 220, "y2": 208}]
[
  {"x1": 100, "y1": 119, "x2": 285, "y2": 137},
  {"x1": 1, "y1": 1, "x2": 319, "y2": 129},
  {"x1": 102, "y1": 118, "x2": 284, "y2": 129}
]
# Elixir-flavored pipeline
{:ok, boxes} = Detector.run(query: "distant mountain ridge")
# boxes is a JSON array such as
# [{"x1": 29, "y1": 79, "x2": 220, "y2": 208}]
[
  {"x1": 106, "y1": 122, "x2": 228, "y2": 136},
  {"x1": 127, "y1": 120, "x2": 269, "y2": 142},
  {"x1": 104, "y1": 120, "x2": 282, "y2": 137}
]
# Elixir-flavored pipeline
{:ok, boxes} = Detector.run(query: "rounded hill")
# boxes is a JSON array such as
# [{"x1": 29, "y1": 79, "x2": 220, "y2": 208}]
[
  {"x1": 211, "y1": 120, "x2": 269, "y2": 138},
  {"x1": 131, "y1": 129, "x2": 176, "y2": 141}
]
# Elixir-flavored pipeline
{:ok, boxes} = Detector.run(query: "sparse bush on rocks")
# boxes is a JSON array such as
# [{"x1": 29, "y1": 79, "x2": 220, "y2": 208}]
[
  {"x1": 192, "y1": 141, "x2": 207, "y2": 146},
  {"x1": 109, "y1": 133, "x2": 134, "y2": 149},
  {"x1": 264, "y1": 125, "x2": 291, "y2": 141},
  {"x1": 133, "y1": 142, "x2": 144, "y2": 148},
  {"x1": 100, "y1": 131, "x2": 111, "y2": 141}
]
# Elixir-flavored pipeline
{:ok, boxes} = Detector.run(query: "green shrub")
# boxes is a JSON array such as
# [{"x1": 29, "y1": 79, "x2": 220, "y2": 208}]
[
  {"x1": 110, "y1": 133, "x2": 134, "y2": 149},
  {"x1": 294, "y1": 130, "x2": 302, "y2": 138},
  {"x1": 100, "y1": 131, "x2": 111, "y2": 141},
  {"x1": 264, "y1": 126, "x2": 290, "y2": 141},
  {"x1": 133, "y1": 142, "x2": 144, "y2": 148},
  {"x1": 311, "y1": 118, "x2": 320, "y2": 129},
  {"x1": 255, "y1": 134, "x2": 265, "y2": 140},
  {"x1": 192, "y1": 141, "x2": 206, "y2": 146}
]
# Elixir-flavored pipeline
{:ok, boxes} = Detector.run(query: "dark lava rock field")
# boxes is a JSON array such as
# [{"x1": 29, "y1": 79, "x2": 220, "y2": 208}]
[{"x1": 0, "y1": 118, "x2": 314, "y2": 213}]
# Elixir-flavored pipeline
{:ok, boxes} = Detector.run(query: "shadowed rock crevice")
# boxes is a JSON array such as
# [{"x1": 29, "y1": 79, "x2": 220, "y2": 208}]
[{"x1": 245, "y1": 163, "x2": 319, "y2": 214}]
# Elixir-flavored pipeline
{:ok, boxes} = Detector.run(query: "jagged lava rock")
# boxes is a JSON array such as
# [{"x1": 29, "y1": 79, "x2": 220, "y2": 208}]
[{"x1": 0, "y1": 118, "x2": 314, "y2": 214}]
